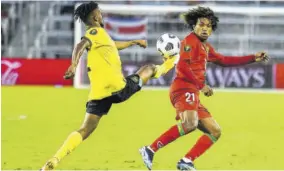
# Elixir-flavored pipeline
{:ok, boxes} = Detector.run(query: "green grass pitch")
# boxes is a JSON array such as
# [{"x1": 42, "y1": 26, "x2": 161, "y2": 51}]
[{"x1": 2, "y1": 86, "x2": 284, "y2": 170}]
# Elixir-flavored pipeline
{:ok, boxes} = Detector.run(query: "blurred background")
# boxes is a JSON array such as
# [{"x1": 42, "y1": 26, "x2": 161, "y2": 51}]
[
  {"x1": 1, "y1": 0, "x2": 284, "y2": 88},
  {"x1": 1, "y1": 1, "x2": 284, "y2": 170}
]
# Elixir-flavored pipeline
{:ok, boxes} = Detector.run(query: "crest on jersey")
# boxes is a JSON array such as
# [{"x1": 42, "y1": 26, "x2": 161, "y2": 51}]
[
  {"x1": 89, "y1": 29, "x2": 97, "y2": 35},
  {"x1": 184, "y1": 45, "x2": 191, "y2": 52}
]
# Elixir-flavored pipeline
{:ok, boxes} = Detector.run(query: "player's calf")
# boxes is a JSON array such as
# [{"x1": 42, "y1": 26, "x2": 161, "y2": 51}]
[
  {"x1": 77, "y1": 113, "x2": 102, "y2": 140},
  {"x1": 198, "y1": 117, "x2": 222, "y2": 141},
  {"x1": 143, "y1": 110, "x2": 198, "y2": 155},
  {"x1": 77, "y1": 125, "x2": 97, "y2": 140},
  {"x1": 181, "y1": 117, "x2": 221, "y2": 165},
  {"x1": 136, "y1": 64, "x2": 156, "y2": 85}
]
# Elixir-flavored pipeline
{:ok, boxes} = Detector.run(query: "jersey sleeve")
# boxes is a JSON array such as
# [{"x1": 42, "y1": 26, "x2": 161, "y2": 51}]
[
  {"x1": 81, "y1": 28, "x2": 99, "y2": 50},
  {"x1": 153, "y1": 55, "x2": 179, "y2": 78},
  {"x1": 208, "y1": 45, "x2": 255, "y2": 66}
]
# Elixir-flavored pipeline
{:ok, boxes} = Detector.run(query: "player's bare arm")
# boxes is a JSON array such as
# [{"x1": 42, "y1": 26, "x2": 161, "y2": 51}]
[
  {"x1": 115, "y1": 40, "x2": 147, "y2": 50},
  {"x1": 64, "y1": 39, "x2": 91, "y2": 79}
]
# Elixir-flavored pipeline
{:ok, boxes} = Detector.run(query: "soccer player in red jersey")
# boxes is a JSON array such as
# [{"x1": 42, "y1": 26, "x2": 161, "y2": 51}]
[{"x1": 139, "y1": 6, "x2": 269, "y2": 171}]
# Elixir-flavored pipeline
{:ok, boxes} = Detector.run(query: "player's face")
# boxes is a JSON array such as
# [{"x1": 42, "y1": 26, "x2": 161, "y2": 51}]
[
  {"x1": 94, "y1": 9, "x2": 104, "y2": 27},
  {"x1": 193, "y1": 18, "x2": 212, "y2": 41}
]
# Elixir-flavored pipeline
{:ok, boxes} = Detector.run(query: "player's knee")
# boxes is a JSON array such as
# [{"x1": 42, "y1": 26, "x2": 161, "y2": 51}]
[
  {"x1": 212, "y1": 127, "x2": 221, "y2": 139},
  {"x1": 182, "y1": 119, "x2": 198, "y2": 133},
  {"x1": 211, "y1": 126, "x2": 221, "y2": 139},
  {"x1": 179, "y1": 110, "x2": 198, "y2": 133}
]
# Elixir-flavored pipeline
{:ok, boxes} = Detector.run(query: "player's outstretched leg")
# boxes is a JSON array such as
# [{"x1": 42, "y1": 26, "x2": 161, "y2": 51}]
[
  {"x1": 140, "y1": 110, "x2": 198, "y2": 170},
  {"x1": 41, "y1": 113, "x2": 102, "y2": 170},
  {"x1": 177, "y1": 117, "x2": 221, "y2": 171}
]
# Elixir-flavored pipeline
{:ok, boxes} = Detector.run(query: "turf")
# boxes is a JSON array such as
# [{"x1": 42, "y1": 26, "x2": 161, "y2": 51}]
[{"x1": 2, "y1": 86, "x2": 284, "y2": 170}]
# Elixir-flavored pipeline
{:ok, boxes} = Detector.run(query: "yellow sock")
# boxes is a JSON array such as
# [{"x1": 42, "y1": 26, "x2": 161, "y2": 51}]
[{"x1": 53, "y1": 131, "x2": 83, "y2": 161}]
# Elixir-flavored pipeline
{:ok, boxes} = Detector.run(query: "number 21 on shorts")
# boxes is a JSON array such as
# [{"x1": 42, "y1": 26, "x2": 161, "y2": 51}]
[{"x1": 185, "y1": 92, "x2": 195, "y2": 103}]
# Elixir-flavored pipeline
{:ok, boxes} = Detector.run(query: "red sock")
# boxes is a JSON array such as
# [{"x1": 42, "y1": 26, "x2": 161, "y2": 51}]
[
  {"x1": 150, "y1": 125, "x2": 182, "y2": 152},
  {"x1": 185, "y1": 134, "x2": 214, "y2": 161}
]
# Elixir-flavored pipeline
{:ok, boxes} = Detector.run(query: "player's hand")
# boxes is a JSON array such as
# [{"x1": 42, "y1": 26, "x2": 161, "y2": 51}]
[
  {"x1": 201, "y1": 85, "x2": 213, "y2": 97},
  {"x1": 64, "y1": 64, "x2": 76, "y2": 79},
  {"x1": 133, "y1": 40, "x2": 147, "y2": 48},
  {"x1": 255, "y1": 51, "x2": 270, "y2": 62}
]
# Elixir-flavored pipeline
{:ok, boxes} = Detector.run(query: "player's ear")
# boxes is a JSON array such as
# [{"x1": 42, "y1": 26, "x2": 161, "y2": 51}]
[
  {"x1": 90, "y1": 13, "x2": 97, "y2": 22},
  {"x1": 92, "y1": 15, "x2": 97, "y2": 21},
  {"x1": 193, "y1": 25, "x2": 196, "y2": 31}
]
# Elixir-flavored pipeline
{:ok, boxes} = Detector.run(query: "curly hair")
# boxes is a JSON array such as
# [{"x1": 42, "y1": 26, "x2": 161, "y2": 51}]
[
  {"x1": 182, "y1": 6, "x2": 219, "y2": 31},
  {"x1": 74, "y1": 2, "x2": 98, "y2": 24}
]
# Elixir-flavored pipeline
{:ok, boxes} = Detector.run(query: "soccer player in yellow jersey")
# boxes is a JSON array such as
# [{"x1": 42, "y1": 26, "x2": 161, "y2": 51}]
[{"x1": 41, "y1": 2, "x2": 160, "y2": 170}]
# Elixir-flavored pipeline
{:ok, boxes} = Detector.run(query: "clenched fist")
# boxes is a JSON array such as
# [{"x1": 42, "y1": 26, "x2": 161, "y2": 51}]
[
  {"x1": 201, "y1": 85, "x2": 213, "y2": 97},
  {"x1": 255, "y1": 51, "x2": 270, "y2": 62},
  {"x1": 64, "y1": 64, "x2": 76, "y2": 79}
]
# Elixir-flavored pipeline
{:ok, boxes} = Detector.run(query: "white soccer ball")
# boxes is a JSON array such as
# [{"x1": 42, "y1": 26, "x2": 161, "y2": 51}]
[{"x1": 156, "y1": 33, "x2": 181, "y2": 59}]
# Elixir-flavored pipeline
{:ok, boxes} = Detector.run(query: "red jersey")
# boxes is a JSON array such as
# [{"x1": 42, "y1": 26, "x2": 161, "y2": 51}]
[{"x1": 170, "y1": 32, "x2": 256, "y2": 92}]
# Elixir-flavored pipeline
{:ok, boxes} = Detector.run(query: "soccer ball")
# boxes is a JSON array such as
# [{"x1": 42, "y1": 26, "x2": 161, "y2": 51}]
[{"x1": 156, "y1": 33, "x2": 181, "y2": 58}]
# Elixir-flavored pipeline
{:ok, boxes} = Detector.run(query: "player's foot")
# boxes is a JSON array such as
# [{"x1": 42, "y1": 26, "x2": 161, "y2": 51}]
[
  {"x1": 139, "y1": 146, "x2": 155, "y2": 170},
  {"x1": 177, "y1": 158, "x2": 196, "y2": 171},
  {"x1": 41, "y1": 157, "x2": 59, "y2": 171}
]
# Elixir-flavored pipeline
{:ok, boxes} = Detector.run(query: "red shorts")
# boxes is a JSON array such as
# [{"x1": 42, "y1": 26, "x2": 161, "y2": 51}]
[{"x1": 169, "y1": 88, "x2": 211, "y2": 120}]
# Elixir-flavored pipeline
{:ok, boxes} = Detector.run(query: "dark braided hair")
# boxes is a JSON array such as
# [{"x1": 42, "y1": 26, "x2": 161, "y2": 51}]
[
  {"x1": 74, "y1": 2, "x2": 98, "y2": 25},
  {"x1": 183, "y1": 6, "x2": 219, "y2": 31}
]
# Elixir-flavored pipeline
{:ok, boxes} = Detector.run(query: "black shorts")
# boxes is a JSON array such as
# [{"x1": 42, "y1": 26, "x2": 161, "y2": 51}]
[{"x1": 86, "y1": 74, "x2": 142, "y2": 116}]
